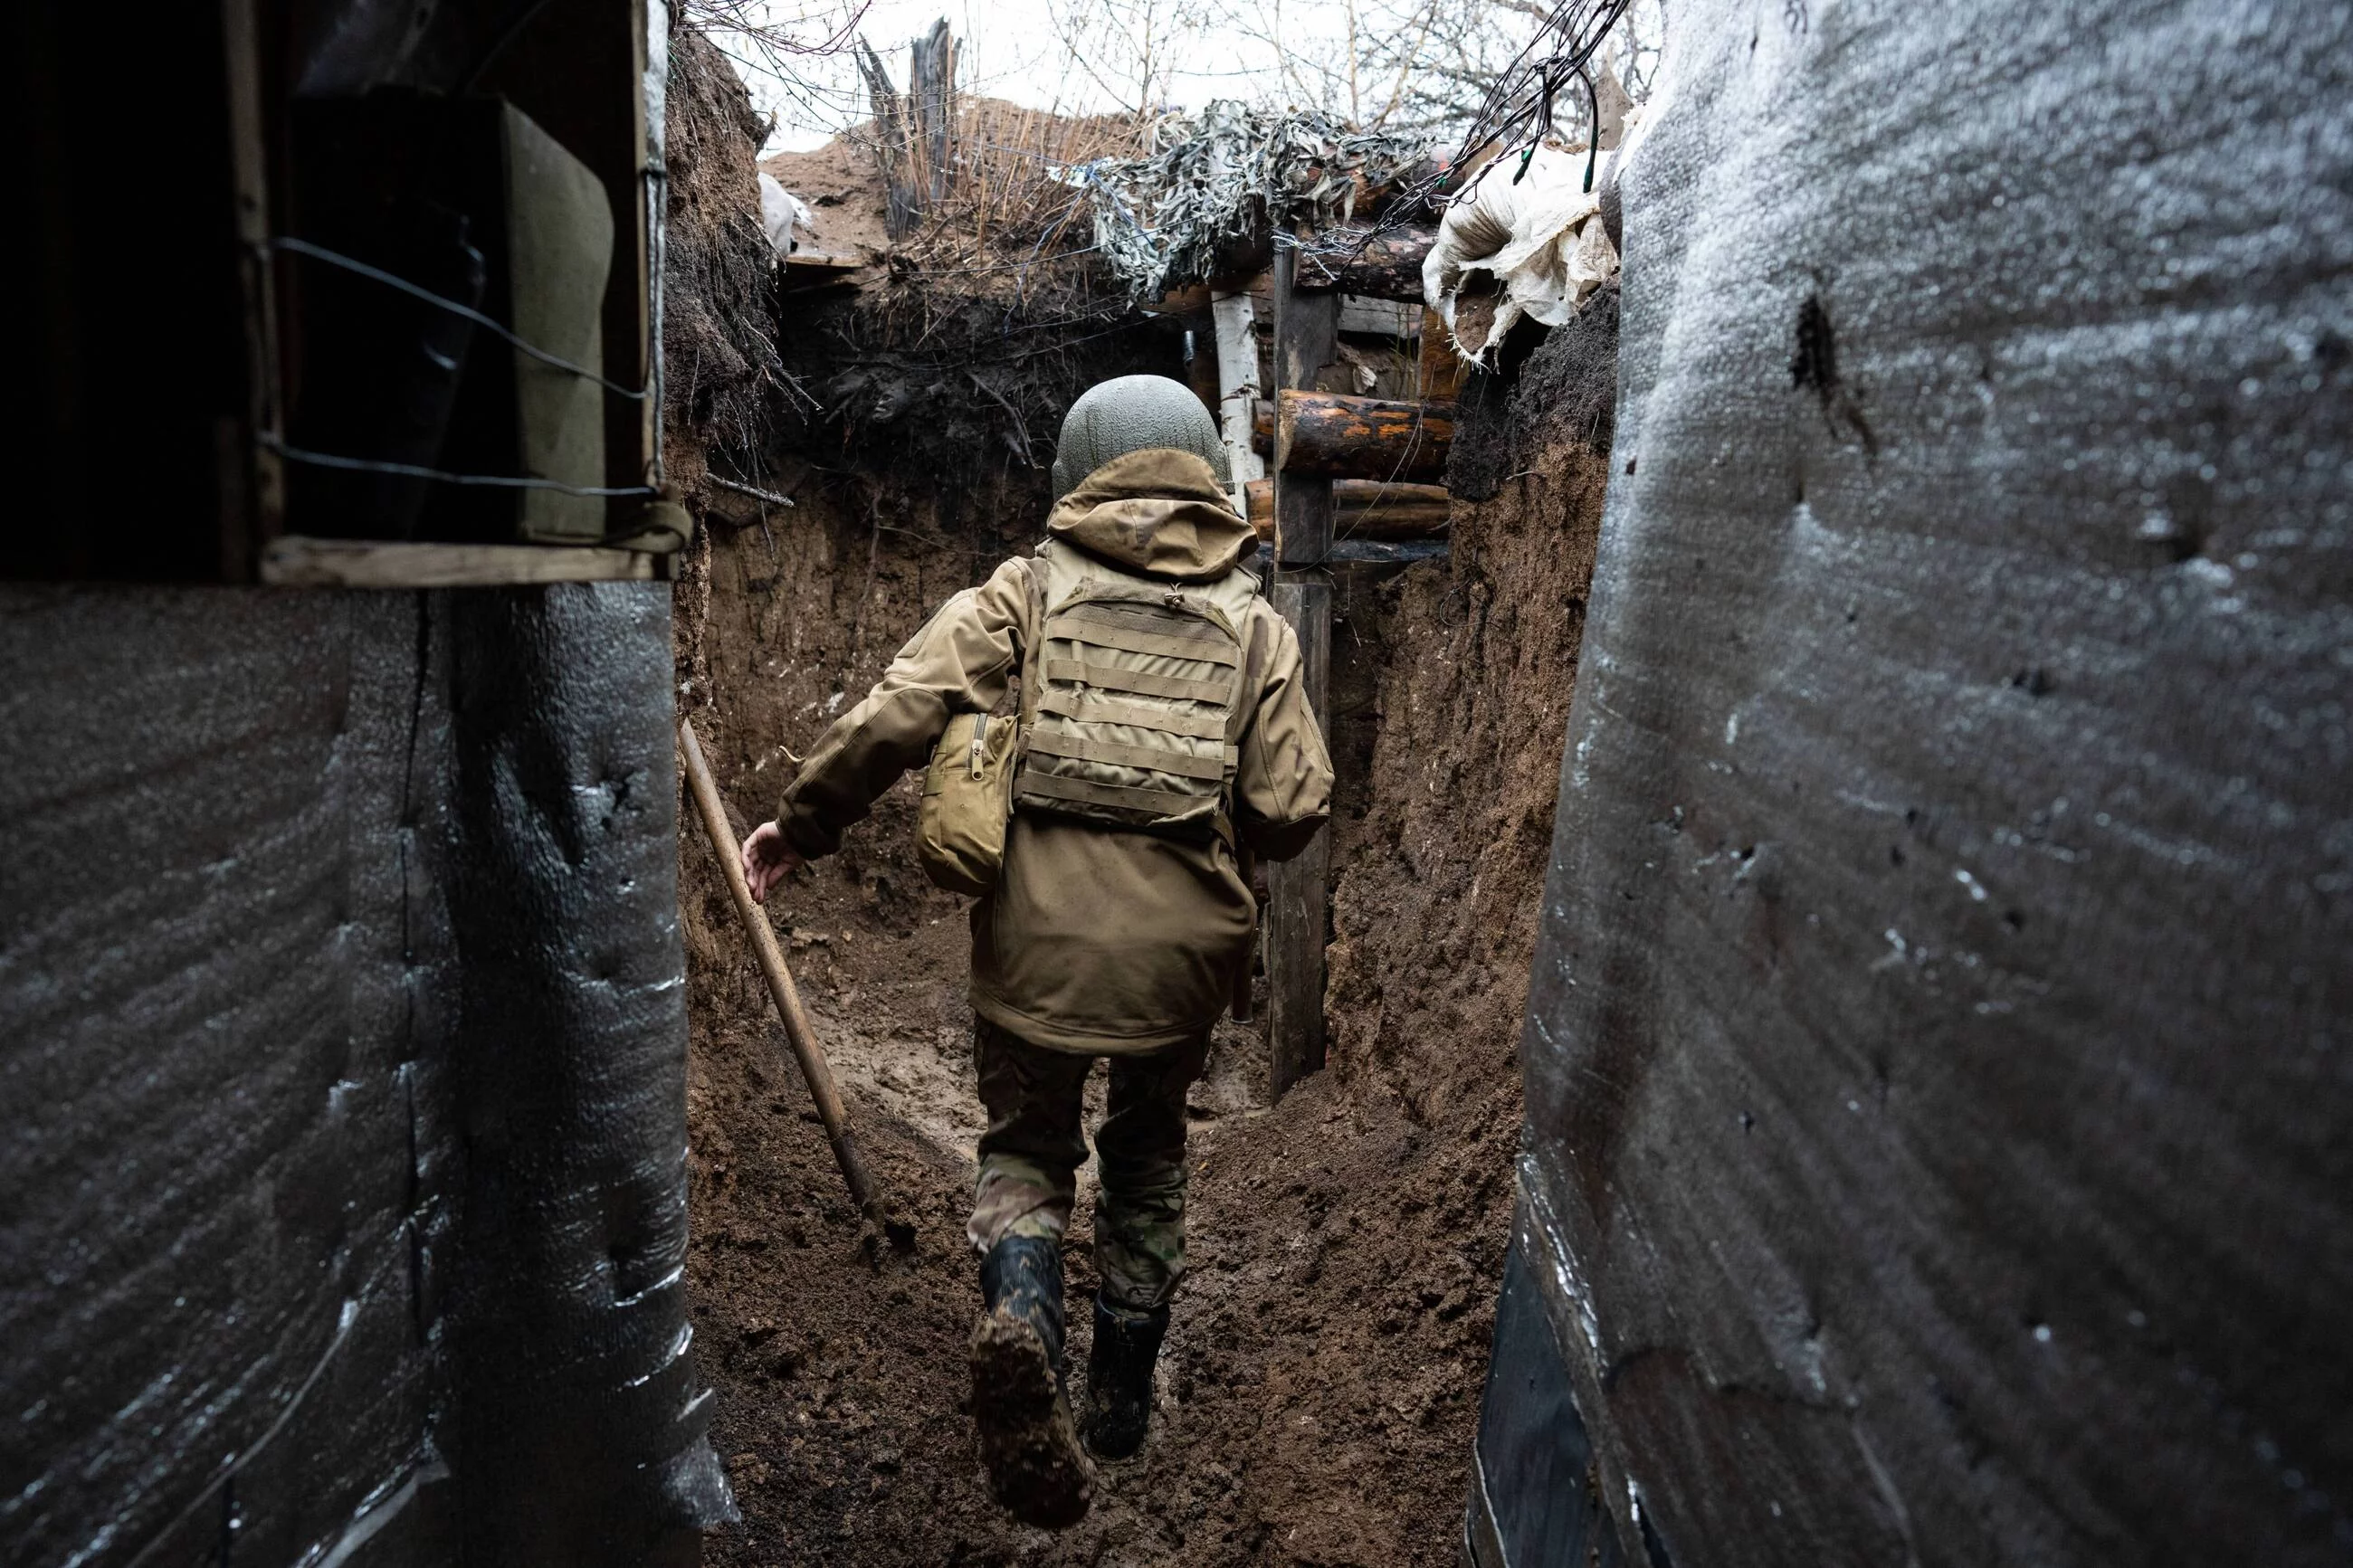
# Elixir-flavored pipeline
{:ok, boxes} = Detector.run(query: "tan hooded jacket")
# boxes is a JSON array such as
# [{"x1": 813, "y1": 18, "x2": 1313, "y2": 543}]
[{"x1": 776, "y1": 449, "x2": 1334, "y2": 1055}]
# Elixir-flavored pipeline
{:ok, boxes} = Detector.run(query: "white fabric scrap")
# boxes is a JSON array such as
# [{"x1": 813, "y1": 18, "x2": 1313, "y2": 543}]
[
  {"x1": 758, "y1": 172, "x2": 813, "y2": 259},
  {"x1": 1422, "y1": 144, "x2": 1621, "y2": 366}
]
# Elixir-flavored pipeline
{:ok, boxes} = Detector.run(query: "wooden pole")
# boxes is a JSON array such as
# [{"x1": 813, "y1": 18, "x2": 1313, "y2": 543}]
[
  {"x1": 678, "y1": 717, "x2": 905, "y2": 1243},
  {"x1": 1211, "y1": 290, "x2": 1265, "y2": 512},
  {"x1": 1267, "y1": 244, "x2": 1338, "y2": 1098}
]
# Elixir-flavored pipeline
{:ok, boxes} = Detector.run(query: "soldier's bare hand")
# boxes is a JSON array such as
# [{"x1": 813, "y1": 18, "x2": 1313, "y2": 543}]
[{"x1": 741, "y1": 821, "x2": 802, "y2": 904}]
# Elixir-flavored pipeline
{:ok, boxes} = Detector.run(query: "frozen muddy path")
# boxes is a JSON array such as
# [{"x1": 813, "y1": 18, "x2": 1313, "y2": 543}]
[{"x1": 681, "y1": 831, "x2": 1507, "y2": 1568}]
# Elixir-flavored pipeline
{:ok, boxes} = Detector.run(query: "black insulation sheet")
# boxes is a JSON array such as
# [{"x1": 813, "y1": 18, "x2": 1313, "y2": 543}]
[
  {"x1": 1502, "y1": 1, "x2": 2353, "y2": 1563},
  {"x1": 0, "y1": 584, "x2": 727, "y2": 1566}
]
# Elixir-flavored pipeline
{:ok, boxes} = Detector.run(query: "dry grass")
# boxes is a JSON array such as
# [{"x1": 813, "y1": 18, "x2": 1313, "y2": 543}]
[{"x1": 849, "y1": 96, "x2": 1150, "y2": 269}]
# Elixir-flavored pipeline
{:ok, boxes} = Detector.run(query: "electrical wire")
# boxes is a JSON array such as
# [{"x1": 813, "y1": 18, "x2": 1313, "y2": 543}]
[
  {"x1": 261, "y1": 433, "x2": 657, "y2": 498},
  {"x1": 272, "y1": 237, "x2": 651, "y2": 401}
]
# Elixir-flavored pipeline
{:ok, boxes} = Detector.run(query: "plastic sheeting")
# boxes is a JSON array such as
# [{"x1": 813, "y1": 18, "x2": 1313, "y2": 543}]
[
  {"x1": 759, "y1": 171, "x2": 811, "y2": 259},
  {"x1": 0, "y1": 584, "x2": 730, "y2": 1566},
  {"x1": 1424, "y1": 143, "x2": 1621, "y2": 366},
  {"x1": 1489, "y1": 0, "x2": 2353, "y2": 1563}
]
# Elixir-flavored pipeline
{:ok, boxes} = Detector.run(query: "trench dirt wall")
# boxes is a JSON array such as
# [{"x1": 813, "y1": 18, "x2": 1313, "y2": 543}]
[{"x1": 671, "y1": 284, "x2": 1616, "y2": 1562}]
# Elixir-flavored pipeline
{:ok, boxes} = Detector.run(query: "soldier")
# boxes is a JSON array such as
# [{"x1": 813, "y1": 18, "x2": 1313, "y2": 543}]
[{"x1": 738, "y1": 375, "x2": 1334, "y2": 1527}]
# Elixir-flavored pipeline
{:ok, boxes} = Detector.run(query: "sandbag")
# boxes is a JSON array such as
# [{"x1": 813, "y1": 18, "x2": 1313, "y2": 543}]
[{"x1": 1423, "y1": 141, "x2": 1624, "y2": 365}]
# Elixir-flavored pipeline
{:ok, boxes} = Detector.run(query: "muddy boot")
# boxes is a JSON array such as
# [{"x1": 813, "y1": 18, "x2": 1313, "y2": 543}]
[
  {"x1": 1082, "y1": 1294, "x2": 1168, "y2": 1461},
  {"x1": 970, "y1": 1236, "x2": 1093, "y2": 1528}
]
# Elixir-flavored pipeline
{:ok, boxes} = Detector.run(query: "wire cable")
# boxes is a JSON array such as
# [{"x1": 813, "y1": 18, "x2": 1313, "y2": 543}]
[
  {"x1": 261, "y1": 433, "x2": 657, "y2": 498},
  {"x1": 272, "y1": 236, "x2": 651, "y2": 401}
]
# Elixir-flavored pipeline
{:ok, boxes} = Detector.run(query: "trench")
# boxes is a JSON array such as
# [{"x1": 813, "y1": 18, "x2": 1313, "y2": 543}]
[
  {"x1": 655, "y1": 34, "x2": 1617, "y2": 1563},
  {"x1": 659, "y1": 299, "x2": 1614, "y2": 1565}
]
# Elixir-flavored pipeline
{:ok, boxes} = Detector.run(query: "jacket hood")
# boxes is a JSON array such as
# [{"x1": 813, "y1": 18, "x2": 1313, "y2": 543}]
[{"x1": 1044, "y1": 448, "x2": 1256, "y2": 582}]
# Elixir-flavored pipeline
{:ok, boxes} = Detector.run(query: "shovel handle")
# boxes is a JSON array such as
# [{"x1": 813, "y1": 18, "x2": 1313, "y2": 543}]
[{"x1": 677, "y1": 717, "x2": 881, "y2": 1219}]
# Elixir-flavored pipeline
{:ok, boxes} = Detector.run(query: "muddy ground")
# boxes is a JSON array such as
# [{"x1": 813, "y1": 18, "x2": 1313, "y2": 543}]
[{"x1": 668, "y1": 295, "x2": 1615, "y2": 1564}]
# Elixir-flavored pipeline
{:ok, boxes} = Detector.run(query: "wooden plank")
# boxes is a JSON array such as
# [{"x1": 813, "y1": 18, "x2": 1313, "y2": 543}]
[
  {"x1": 1246, "y1": 480, "x2": 1451, "y2": 540},
  {"x1": 220, "y1": 0, "x2": 281, "y2": 578},
  {"x1": 1267, "y1": 246, "x2": 1338, "y2": 1098},
  {"x1": 784, "y1": 248, "x2": 868, "y2": 273},
  {"x1": 1326, "y1": 539, "x2": 1448, "y2": 565},
  {"x1": 1266, "y1": 577, "x2": 1331, "y2": 1100},
  {"x1": 1339, "y1": 295, "x2": 1422, "y2": 339},
  {"x1": 1272, "y1": 250, "x2": 1339, "y2": 566},
  {"x1": 260, "y1": 537, "x2": 658, "y2": 588},
  {"x1": 1276, "y1": 389, "x2": 1454, "y2": 481}
]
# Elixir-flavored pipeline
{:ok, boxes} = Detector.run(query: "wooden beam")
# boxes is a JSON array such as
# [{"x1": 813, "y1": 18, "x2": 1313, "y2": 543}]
[
  {"x1": 1266, "y1": 580, "x2": 1330, "y2": 1100},
  {"x1": 260, "y1": 537, "x2": 658, "y2": 587},
  {"x1": 1246, "y1": 480, "x2": 1451, "y2": 540},
  {"x1": 1275, "y1": 390, "x2": 1454, "y2": 481},
  {"x1": 221, "y1": 0, "x2": 281, "y2": 578},
  {"x1": 1267, "y1": 246, "x2": 1338, "y2": 1099},
  {"x1": 1339, "y1": 295, "x2": 1422, "y2": 339},
  {"x1": 1294, "y1": 226, "x2": 1437, "y2": 303}
]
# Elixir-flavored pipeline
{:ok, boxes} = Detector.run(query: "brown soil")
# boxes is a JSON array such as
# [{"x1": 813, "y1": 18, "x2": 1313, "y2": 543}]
[{"x1": 664, "y1": 40, "x2": 1617, "y2": 1560}]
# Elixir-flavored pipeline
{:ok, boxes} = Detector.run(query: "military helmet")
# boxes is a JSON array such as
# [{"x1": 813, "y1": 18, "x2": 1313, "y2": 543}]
[{"x1": 1052, "y1": 375, "x2": 1233, "y2": 499}]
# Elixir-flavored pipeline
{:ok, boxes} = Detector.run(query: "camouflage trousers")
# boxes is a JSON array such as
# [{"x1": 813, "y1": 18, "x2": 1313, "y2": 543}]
[{"x1": 967, "y1": 1016, "x2": 1210, "y2": 1312}]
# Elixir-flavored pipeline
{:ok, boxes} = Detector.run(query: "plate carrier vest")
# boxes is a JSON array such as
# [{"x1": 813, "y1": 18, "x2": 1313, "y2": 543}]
[{"x1": 1013, "y1": 537, "x2": 1263, "y2": 842}]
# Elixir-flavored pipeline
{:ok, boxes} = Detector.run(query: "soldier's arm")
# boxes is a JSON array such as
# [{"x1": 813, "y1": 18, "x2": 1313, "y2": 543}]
[
  {"x1": 772, "y1": 556, "x2": 1033, "y2": 860},
  {"x1": 1231, "y1": 609, "x2": 1334, "y2": 862}
]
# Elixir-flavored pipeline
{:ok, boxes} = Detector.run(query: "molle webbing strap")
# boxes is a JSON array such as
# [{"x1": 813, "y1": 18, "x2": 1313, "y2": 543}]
[
  {"x1": 1025, "y1": 730, "x2": 1234, "y2": 780},
  {"x1": 1040, "y1": 659, "x2": 1233, "y2": 704},
  {"x1": 1060, "y1": 600, "x2": 1234, "y2": 641},
  {"x1": 1056, "y1": 614, "x2": 1243, "y2": 668},
  {"x1": 1034, "y1": 689, "x2": 1230, "y2": 739},
  {"x1": 1016, "y1": 771, "x2": 1208, "y2": 819}
]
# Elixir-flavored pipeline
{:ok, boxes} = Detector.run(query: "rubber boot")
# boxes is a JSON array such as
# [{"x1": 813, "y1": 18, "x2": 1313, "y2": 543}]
[
  {"x1": 970, "y1": 1236, "x2": 1093, "y2": 1528},
  {"x1": 1082, "y1": 1293, "x2": 1169, "y2": 1461}
]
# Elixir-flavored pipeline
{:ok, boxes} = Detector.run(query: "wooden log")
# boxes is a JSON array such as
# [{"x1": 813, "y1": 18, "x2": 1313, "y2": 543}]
[
  {"x1": 1245, "y1": 480, "x2": 1451, "y2": 541},
  {"x1": 1294, "y1": 225, "x2": 1438, "y2": 302},
  {"x1": 1252, "y1": 398, "x2": 1274, "y2": 457},
  {"x1": 1275, "y1": 389, "x2": 1455, "y2": 481}
]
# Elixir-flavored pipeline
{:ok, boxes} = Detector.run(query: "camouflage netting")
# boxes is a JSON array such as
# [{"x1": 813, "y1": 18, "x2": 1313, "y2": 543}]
[{"x1": 1075, "y1": 101, "x2": 1433, "y2": 300}]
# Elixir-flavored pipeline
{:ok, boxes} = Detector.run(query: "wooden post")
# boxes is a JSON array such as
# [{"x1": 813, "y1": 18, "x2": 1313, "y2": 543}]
[
  {"x1": 910, "y1": 20, "x2": 956, "y2": 207},
  {"x1": 1267, "y1": 243, "x2": 1338, "y2": 1098}
]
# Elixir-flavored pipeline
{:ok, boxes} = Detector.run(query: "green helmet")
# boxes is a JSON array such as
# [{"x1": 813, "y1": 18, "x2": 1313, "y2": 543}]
[{"x1": 1052, "y1": 375, "x2": 1232, "y2": 499}]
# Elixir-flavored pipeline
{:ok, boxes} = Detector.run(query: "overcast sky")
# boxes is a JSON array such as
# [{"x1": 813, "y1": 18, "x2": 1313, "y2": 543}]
[{"x1": 704, "y1": 0, "x2": 1440, "y2": 155}]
